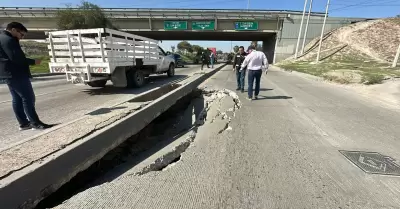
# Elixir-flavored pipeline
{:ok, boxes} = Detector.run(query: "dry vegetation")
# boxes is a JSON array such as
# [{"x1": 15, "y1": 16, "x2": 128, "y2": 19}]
[
  {"x1": 277, "y1": 18, "x2": 400, "y2": 85},
  {"x1": 20, "y1": 41, "x2": 50, "y2": 74}
]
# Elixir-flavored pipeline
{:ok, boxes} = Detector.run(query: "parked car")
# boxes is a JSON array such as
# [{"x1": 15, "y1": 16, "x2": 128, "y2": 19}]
[{"x1": 173, "y1": 54, "x2": 185, "y2": 68}]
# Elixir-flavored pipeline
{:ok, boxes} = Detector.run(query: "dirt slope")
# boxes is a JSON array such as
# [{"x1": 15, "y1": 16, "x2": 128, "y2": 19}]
[
  {"x1": 278, "y1": 18, "x2": 400, "y2": 85},
  {"x1": 291, "y1": 18, "x2": 400, "y2": 63}
]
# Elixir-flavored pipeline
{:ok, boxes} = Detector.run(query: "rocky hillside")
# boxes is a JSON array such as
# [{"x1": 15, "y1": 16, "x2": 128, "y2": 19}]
[
  {"x1": 295, "y1": 18, "x2": 400, "y2": 63},
  {"x1": 278, "y1": 18, "x2": 400, "y2": 85}
]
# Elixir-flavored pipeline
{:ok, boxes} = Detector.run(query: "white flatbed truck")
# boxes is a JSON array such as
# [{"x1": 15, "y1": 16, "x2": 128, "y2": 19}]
[{"x1": 46, "y1": 28, "x2": 176, "y2": 88}]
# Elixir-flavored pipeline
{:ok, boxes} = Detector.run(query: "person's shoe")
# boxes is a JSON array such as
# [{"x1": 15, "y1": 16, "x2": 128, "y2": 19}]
[
  {"x1": 241, "y1": 89, "x2": 244, "y2": 93},
  {"x1": 236, "y1": 87, "x2": 240, "y2": 91},
  {"x1": 247, "y1": 97, "x2": 253, "y2": 101},
  {"x1": 19, "y1": 123, "x2": 31, "y2": 131},
  {"x1": 31, "y1": 122, "x2": 54, "y2": 130},
  {"x1": 254, "y1": 95, "x2": 258, "y2": 100}
]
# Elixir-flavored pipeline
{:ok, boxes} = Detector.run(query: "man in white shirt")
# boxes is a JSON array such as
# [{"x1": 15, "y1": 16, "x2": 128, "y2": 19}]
[{"x1": 240, "y1": 45, "x2": 269, "y2": 100}]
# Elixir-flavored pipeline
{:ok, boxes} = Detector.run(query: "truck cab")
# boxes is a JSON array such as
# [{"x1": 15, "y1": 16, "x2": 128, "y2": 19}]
[{"x1": 157, "y1": 46, "x2": 175, "y2": 72}]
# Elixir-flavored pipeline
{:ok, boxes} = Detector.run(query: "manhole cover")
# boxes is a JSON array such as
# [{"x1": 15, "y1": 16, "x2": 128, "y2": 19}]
[{"x1": 339, "y1": 150, "x2": 400, "y2": 176}]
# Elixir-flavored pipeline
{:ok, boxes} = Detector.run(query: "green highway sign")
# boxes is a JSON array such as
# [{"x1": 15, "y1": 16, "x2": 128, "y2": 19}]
[
  {"x1": 164, "y1": 21, "x2": 188, "y2": 30},
  {"x1": 234, "y1": 21, "x2": 259, "y2": 31},
  {"x1": 192, "y1": 21, "x2": 215, "y2": 30}
]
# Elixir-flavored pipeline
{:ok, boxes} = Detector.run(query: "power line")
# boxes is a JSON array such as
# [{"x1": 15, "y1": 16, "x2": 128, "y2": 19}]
[
  {"x1": 332, "y1": 3, "x2": 400, "y2": 6},
  {"x1": 331, "y1": 0, "x2": 377, "y2": 3},
  {"x1": 127, "y1": 0, "x2": 242, "y2": 8},
  {"x1": 329, "y1": 0, "x2": 398, "y2": 12}
]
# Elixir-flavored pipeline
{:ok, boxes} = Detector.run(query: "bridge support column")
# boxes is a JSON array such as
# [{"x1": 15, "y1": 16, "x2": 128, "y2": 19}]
[
  {"x1": 148, "y1": 18, "x2": 152, "y2": 30},
  {"x1": 262, "y1": 35, "x2": 276, "y2": 64}
]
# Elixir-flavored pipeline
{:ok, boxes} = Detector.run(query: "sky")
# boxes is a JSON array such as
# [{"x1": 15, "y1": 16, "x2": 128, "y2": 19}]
[{"x1": 2, "y1": 0, "x2": 399, "y2": 52}]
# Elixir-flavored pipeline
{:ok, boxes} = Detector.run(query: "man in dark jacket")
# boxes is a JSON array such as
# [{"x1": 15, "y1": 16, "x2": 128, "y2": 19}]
[
  {"x1": 232, "y1": 46, "x2": 247, "y2": 92},
  {"x1": 200, "y1": 51, "x2": 209, "y2": 71},
  {"x1": 0, "y1": 22, "x2": 52, "y2": 130}
]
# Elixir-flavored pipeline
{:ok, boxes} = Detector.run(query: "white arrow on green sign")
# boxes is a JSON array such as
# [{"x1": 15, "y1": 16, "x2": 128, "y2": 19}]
[
  {"x1": 192, "y1": 21, "x2": 215, "y2": 30},
  {"x1": 234, "y1": 21, "x2": 258, "y2": 31},
  {"x1": 164, "y1": 21, "x2": 188, "y2": 30}
]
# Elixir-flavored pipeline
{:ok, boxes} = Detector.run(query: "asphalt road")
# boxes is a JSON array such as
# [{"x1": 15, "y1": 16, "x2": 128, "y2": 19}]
[
  {"x1": 57, "y1": 66, "x2": 400, "y2": 208},
  {"x1": 0, "y1": 65, "x2": 207, "y2": 149}
]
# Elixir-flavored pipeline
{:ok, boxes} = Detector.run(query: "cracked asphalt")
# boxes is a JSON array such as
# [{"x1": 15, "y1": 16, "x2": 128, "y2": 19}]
[
  {"x1": 0, "y1": 65, "x2": 203, "y2": 149},
  {"x1": 55, "y1": 65, "x2": 400, "y2": 208}
]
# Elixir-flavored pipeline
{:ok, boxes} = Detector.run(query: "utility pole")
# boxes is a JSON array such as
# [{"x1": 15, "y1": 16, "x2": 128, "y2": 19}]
[
  {"x1": 316, "y1": 0, "x2": 331, "y2": 62},
  {"x1": 294, "y1": 0, "x2": 308, "y2": 59},
  {"x1": 392, "y1": 43, "x2": 400, "y2": 67},
  {"x1": 301, "y1": 0, "x2": 313, "y2": 55},
  {"x1": 247, "y1": 0, "x2": 250, "y2": 10}
]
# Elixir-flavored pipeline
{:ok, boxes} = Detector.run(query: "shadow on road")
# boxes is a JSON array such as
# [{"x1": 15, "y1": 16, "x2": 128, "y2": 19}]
[
  {"x1": 87, "y1": 106, "x2": 128, "y2": 116},
  {"x1": 81, "y1": 75, "x2": 189, "y2": 96},
  {"x1": 242, "y1": 88, "x2": 274, "y2": 92},
  {"x1": 257, "y1": 95, "x2": 293, "y2": 100}
]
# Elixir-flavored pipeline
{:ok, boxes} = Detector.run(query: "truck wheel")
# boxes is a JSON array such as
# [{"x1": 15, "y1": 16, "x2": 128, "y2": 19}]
[
  {"x1": 126, "y1": 70, "x2": 145, "y2": 88},
  {"x1": 167, "y1": 64, "x2": 175, "y2": 77},
  {"x1": 133, "y1": 70, "x2": 145, "y2": 87},
  {"x1": 87, "y1": 80, "x2": 107, "y2": 88}
]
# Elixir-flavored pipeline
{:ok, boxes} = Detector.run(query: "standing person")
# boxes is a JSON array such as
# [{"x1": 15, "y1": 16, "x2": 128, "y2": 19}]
[
  {"x1": 0, "y1": 22, "x2": 53, "y2": 130},
  {"x1": 240, "y1": 45, "x2": 269, "y2": 101},
  {"x1": 209, "y1": 51, "x2": 215, "y2": 69},
  {"x1": 200, "y1": 51, "x2": 209, "y2": 71},
  {"x1": 232, "y1": 46, "x2": 247, "y2": 93}
]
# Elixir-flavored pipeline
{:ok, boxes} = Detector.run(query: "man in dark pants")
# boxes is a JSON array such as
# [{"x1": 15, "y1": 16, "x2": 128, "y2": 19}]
[
  {"x1": 232, "y1": 46, "x2": 247, "y2": 93},
  {"x1": 0, "y1": 22, "x2": 52, "y2": 130},
  {"x1": 240, "y1": 45, "x2": 269, "y2": 101},
  {"x1": 200, "y1": 51, "x2": 209, "y2": 71}
]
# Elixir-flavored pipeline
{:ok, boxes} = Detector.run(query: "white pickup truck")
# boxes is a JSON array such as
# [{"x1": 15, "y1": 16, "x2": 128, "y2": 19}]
[{"x1": 46, "y1": 28, "x2": 175, "y2": 88}]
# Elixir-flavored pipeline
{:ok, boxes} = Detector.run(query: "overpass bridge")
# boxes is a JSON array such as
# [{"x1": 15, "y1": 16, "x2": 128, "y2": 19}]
[{"x1": 0, "y1": 7, "x2": 369, "y2": 63}]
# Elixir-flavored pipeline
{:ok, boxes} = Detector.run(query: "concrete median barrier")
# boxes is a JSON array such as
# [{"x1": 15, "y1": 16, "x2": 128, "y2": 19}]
[
  {"x1": 0, "y1": 64, "x2": 226, "y2": 209},
  {"x1": 0, "y1": 73, "x2": 65, "y2": 84}
]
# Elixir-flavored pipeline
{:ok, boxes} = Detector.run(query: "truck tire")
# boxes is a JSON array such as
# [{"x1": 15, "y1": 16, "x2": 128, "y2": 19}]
[
  {"x1": 87, "y1": 80, "x2": 107, "y2": 88},
  {"x1": 127, "y1": 69, "x2": 145, "y2": 88},
  {"x1": 167, "y1": 63, "x2": 175, "y2": 77}
]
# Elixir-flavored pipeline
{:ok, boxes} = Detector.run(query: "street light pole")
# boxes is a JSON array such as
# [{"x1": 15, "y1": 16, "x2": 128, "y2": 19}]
[
  {"x1": 301, "y1": 0, "x2": 313, "y2": 55},
  {"x1": 247, "y1": 0, "x2": 250, "y2": 10},
  {"x1": 316, "y1": 0, "x2": 331, "y2": 62},
  {"x1": 294, "y1": 0, "x2": 308, "y2": 59}
]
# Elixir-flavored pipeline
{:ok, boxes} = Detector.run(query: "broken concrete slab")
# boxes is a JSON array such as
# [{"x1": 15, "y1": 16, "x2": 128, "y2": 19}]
[
  {"x1": 0, "y1": 63, "x2": 228, "y2": 209},
  {"x1": 0, "y1": 101, "x2": 150, "y2": 179},
  {"x1": 124, "y1": 130, "x2": 197, "y2": 177},
  {"x1": 107, "y1": 88, "x2": 242, "y2": 179},
  {"x1": 51, "y1": 78, "x2": 245, "y2": 209}
]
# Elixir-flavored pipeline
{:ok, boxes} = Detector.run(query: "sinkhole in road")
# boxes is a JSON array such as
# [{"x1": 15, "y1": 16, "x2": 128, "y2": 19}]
[{"x1": 35, "y1": 88, "x2": 241, "y2": 209}]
